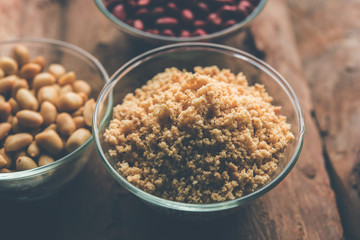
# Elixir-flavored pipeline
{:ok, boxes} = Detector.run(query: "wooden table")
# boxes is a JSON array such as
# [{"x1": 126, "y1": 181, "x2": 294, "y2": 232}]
[{"x1": 1, "y1": 0, "x2": 358, "y2": 239}]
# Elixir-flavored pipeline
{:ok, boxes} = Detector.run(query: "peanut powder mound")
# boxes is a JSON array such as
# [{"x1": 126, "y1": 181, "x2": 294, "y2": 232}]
[{"x1": 104, "y1": 66, "x2": 294, "y2": 203}]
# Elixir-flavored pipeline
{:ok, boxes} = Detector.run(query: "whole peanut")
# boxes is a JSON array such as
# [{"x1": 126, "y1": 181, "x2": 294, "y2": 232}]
[
  {"x1": 65, "y1": 128, "x2": 91, "y2": 153},
  {"x1": 0, "y1": 75, "x2": 17, "y2": 94},
  {"x1": 4, "y1": 133, "x2": 33, "y2": 152},
  {"x1": 73, "y1": 80, "x2": 91, "y2": 96},
  {"x1": 58, "y1": 92, "x2": 83, "y2": 112},
  {"x1": 16, "y1": 88, "x2": 39, "y2": 111},
  {"x1": 0, "y1": 122, "x2": 11, "y2": 141},
  {"x1": 11, "y1": 78, "x2": 29, "y2": 98},
  {"x1": 32, "y1": 72, "x2": 56, "y2": 91},
  {"x1": 30, "y1": 56, "x2": 46, "y2": 70},
  {"x1": 37, "y1": 85, "x2": 59, "y2": 105},
  {"x1": 48, "y1": 64, "x2": 66, "y2": 80},
  {"x1": 27, "y1": 141, "x2": 40, "y2": 158},
  {"x1": 0, "y1": 57, "x2": 18, "y2": 75},
  {"x1": 58, "y1": 71, "x2": 75, "y2": 86},
  {"x1": 40, "y1": 101, "x2": 57, "y2": 125},
  {"x1": 16, "y1": 110, "x2": 44, "y2": 128},
  {"x1": 0, "y1": 148, "x2": 12, "y2": 168},
  {"x1": 8, "y1": 98, "x2": 19, "y2": 114},
  {"x1": 16, "y1": 156, "x2": 38, "y2": 171},
  {"x1": 56, "y1": 112, "x2": 76, "y2": 136},
  {"x1": 0, "y1": 101, "x2": 11, "y2": 122},
  {"x1": 73, "y1": 116, "x2": 86, "y2": 129},
  {"x1": 35, "y1": 130, "x2": 63, "y2": 155},
  {"x1": 38, "y1": 154, "x2": 55, "y2": 167},
  {"x1": 20, "y1": 63, "x2": 42, "y2": 79},
  {"x1": 83, "y1": 98, "x2": 96, "y2": 127},
  {"x1": 14, "y1": 45, "x2": 30, "y2": 66}
]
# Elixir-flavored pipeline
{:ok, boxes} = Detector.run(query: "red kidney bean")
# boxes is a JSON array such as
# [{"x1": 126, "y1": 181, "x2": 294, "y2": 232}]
[
  {"x1": 162, "y1": 29, "x2": 175, "y2": 37},
  {"x1": 147, "y1": 29, "x2": 160, "y2": 35},
  {"x1": 135, "y1": 8, "x2": 151, "y2": 21},
  {"x1": 194, "y1": 20, "x2": 206, "y2": 28},
  {"x1": 192, "y1": 28, "x2": 207, "y2": 36},
  {"x1": 219, "y1": 5, "x2": 238, "y2": 19},
  {"x1": 152, "y1": 7, "x2": 165, "y2": 17},
  {"x1": 167, "y1": 2, "x2": 180, "y2": 15},
  {"x1": 133, "y1": 19, "x2": 144, "y2": 30},
  {"x1": 207, "y1": 13, "x2": 222, "y2": 29},
  {"x1": 112, "y1": 4, "x2": 126, "y2": 21},
  {"x1": 181, "y1": 9, "x2": 194, "y2": 25},
  {"x1": 238, "y1": 1, "x2": 254, "y2": 16},
  {"x1": 156, "y1": 17, "x2": 178, "y2": 28},
  {"x1": 223, "y1": 19, "x2": 237, "y2": 28},
  {"x1": 180, "y1": 30, "x2": 191, "y2": 37},
  {"x1": 105, "y1": 0, "x2": 262, "y2": 37},
  {"x1": 137, "y1": 0, "x2": 150, "y2": 7}
]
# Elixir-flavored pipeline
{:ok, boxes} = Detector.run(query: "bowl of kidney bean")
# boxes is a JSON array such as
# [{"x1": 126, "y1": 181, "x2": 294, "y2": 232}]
[{"x1": 94, "y1": 0, "x2": 267, "y2": 43}]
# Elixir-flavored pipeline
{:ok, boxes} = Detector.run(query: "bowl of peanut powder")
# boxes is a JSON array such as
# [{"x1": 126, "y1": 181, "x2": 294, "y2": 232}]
[{"x1": 93, "y1": 43, "x2": 305, "y2": 219}]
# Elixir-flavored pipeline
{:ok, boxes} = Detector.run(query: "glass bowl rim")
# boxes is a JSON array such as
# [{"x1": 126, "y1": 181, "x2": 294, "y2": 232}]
[
  {"x1": 0, "y1": 37, "x2": 109, "y2": 181},
  {"x1": 93, "y1": 42, "x2": 305, "y2": 212},
  {"x1": 94, "y1": 0, "x2": 268, "y2": 42}
]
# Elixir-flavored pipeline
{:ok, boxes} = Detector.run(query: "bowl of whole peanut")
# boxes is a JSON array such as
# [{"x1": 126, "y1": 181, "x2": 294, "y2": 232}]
[
  {"x1": 94, "y1": 0, "x2": 267, "y2": 43},
  {"x1": 93, "y1": 43, "x2": 305, "y2": 219},
  {"x1": 0, "y1": 38, "x2": 108, "y2": 200}
]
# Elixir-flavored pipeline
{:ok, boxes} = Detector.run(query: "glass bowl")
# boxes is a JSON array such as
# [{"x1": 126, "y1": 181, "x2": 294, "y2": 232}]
[
  {"x1": 0, "y1": 38, "x2": 109, "y2": 201},
  {"x1": 94, "y1": 0, "x2": 267, "y2": 44},
  {"x1": 93, "y1": 43, "x2": 305, "y2": 219}
]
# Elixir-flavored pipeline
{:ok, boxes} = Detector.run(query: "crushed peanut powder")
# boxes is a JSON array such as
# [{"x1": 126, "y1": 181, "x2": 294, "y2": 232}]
[{"x1": 104, "y1": 66, "x2": 294, "y2": 203}]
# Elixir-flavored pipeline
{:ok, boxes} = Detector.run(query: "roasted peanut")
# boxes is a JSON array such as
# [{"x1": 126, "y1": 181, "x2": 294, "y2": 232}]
[
  {"x1": 32, "y1": 72, "x2": 56, "y2": 91},
  {"x1": 27, "y1": 141, "x2": 40, "y2": 158},
  {"x1": 16, "y1": 110, "x2": 44, "y2": 128},
  {"x1": 0, "y1": 75, "x2": 17, "y2": 94},
  {"x1": 49, "y1": 64, "x2": 66, "y2": 80},
  {"x1": 0, "y1": 122, "x2": 11, "y2": 141},
  {"x1": 0, "y1": 155, "x2": 7, "y2": 168},
  {"x1": 73, "y1": 116, "x2": 86, "y2": 129},
  {"x1": 73, "y1": 80, "x2": 91, "y2": 96},
  {"x1": 59, "y1": 84, "x2": 73, "y2": 96},
  {"x1": 58, "y1": 92, "x2": 83, "y2": 112},
  {"x1": 0, "y1": 57, "x2": 18, "y2": 75},
  {"x1": 16, "y1": 156, "x2": 37, "y2": 171},
  {"x1": 4, "y1": 133, "x2": 33, "y2": 152},
  {"x1": 44, "y1": 123, "x2": 57, "y2": 132},
  {"x1": 37, "y1": 85, "x2": 58, "y2": 105},
  {"x1": 40, "y1": 101, "x2": 57, "y2": 125},
  {"x1": 16, "y1": 88, "x2": 39, "y2": 111},
  {"x1": 35, "y1": 130, "x2": 63, "y2": 155},
  {"x1": 72, "y1": 106, "x2": 84, "y2": 117},
  {"x1": 10, "y1": 116, "x2": 21, "y2": 133},
  {"x1": 20, "y1": 62, "x2": 42, "y2": 79},
  {"x1": 65, "y1": 128, "x2": 91, "y2": 152},
  {"x1": 30, "y1": 56, "x2": 46, "y2": 70},
  {"x1": 0, "y1": 101, "x2": 11, "y2": 122},
  {"x1": 38, "y1": 154, "x2": 55, "y2": 167},
  {"x1": 0, "y1": 68, "x2": 4, "y2": 78},
  {"x1": 58, "y1": 71, "x2": 75, "y2": 86},
  {"x1": 0, "y1": 94, "x2": 4, "y2": 102},
  {"x1": 56, "y1": 112, "x2": 76, "y2": 136},
  {"x1": 0, "y1": 148, "x2": 12, "y2": 168},
  {"x1": 8, "y1": 98, "x2": 19, "y2": 114},
  {"x1": 11, "y1": 78, "x2": 29, "y2": 98},
  {"x1": 0, "y1": 168, "x2": 11, "y2": 173},
  {"x1": 14, "y1": 45, "x2": 30, "y2": 66},
  {"x1": 83, "y1": 98, "x2": 96, "y2": 127}
]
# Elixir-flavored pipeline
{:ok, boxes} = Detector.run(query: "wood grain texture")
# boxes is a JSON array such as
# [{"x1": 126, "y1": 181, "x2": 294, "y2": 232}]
[
  {"x1": 287, "y1": 0, "x2": 360, "y2": 238},
  {"x1": 0, "y1": 0, "x2": 347, "y2": 239}
]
